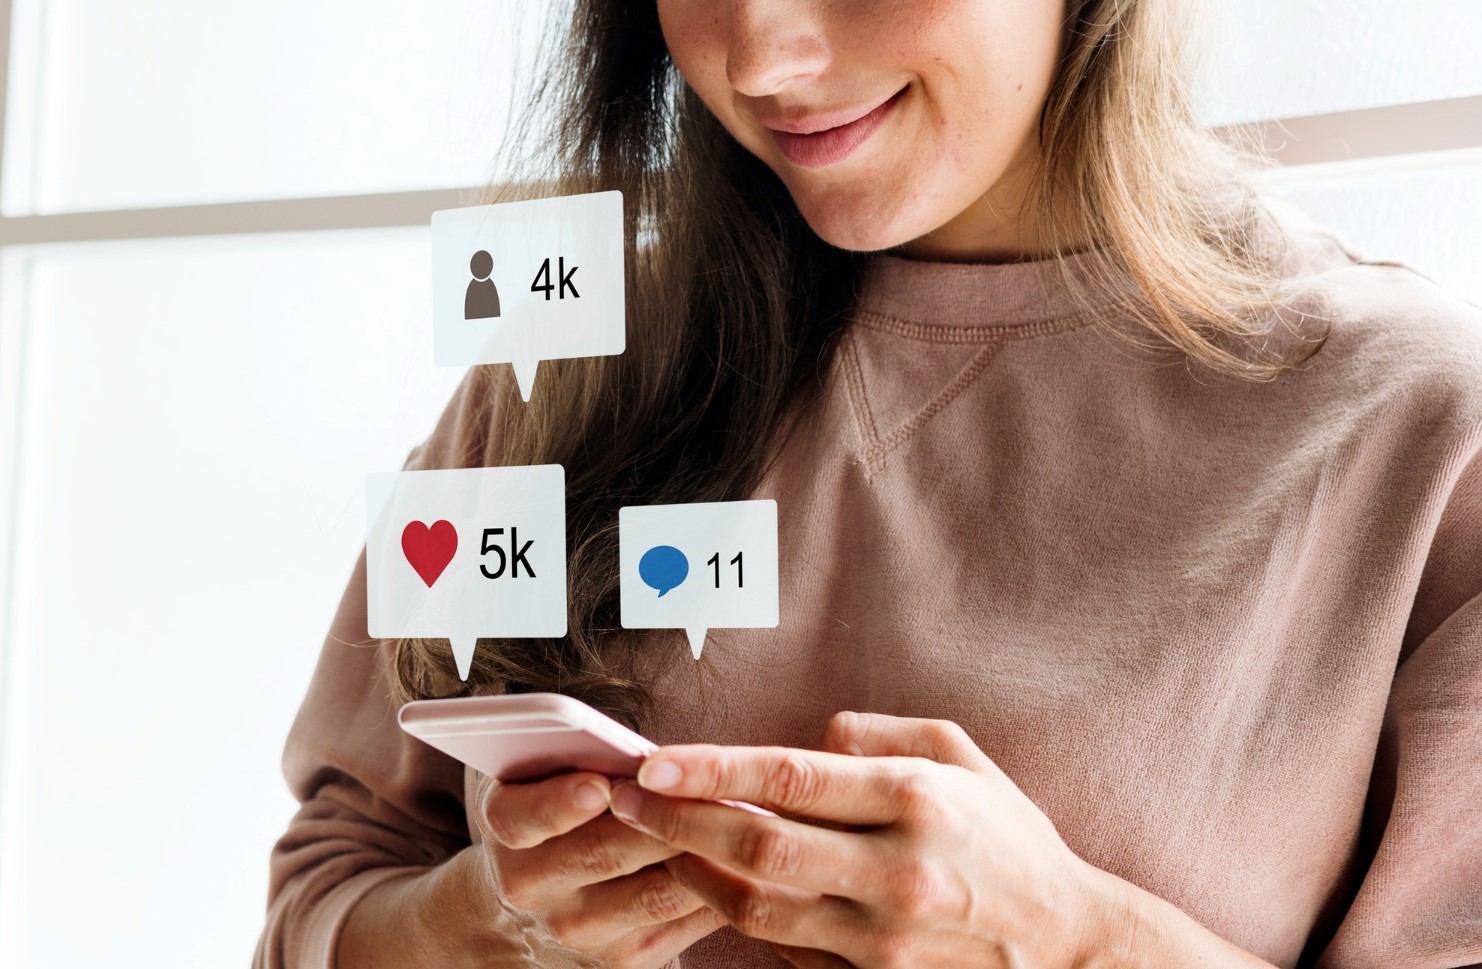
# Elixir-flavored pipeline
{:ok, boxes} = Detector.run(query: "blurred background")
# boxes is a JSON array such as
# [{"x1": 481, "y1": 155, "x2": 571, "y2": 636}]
[{"x1": 0, "y1": 1, "x2": 1478, "y2": 965}]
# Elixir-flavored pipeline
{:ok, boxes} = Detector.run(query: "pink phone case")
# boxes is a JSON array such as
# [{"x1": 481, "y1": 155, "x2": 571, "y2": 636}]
[{"x1": 398, "y1": 692, "x2": 776, "y2": 816}]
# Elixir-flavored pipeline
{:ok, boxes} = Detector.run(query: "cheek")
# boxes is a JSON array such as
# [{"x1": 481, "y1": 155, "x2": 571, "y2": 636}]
[
  {"x1": 852, "y1": 18, "x2": 1056, "y2": 236},
  {"x1": 908, "y1": 12, "x2": 1060, "y2": 176},
  {"x1": 656, "y1": 2, "x2": 727, "y2": 101}
]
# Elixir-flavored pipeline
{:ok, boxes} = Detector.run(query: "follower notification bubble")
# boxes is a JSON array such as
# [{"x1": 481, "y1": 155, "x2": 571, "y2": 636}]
[
  {"x1": 619, "y1": 500, "x2": 779, "y2": 660},
  {"x1": 364, "y1": 464, "x2": 567, "y2": 680},
  {"x1": 431, "y1": 191, "x2": 625, "y2": 403}
]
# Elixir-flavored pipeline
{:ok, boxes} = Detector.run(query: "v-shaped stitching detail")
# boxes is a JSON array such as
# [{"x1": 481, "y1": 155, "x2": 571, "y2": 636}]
[{"x1": 841, "y1": 330, "x2": 1003, "y2": 482}]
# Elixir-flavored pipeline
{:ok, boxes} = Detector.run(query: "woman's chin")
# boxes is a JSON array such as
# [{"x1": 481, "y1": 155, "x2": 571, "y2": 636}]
[{"x1": 797, "y1": 205, "x2": 918, "y2": 254}]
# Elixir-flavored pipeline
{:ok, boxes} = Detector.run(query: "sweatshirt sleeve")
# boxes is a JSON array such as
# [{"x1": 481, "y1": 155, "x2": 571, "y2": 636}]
[
  {"x1": 253, "y1": 364, "x2": 510, "y2": 969},
  {"x1": 1314, "y1": 437, "x2": 1482, "y2": 968}
]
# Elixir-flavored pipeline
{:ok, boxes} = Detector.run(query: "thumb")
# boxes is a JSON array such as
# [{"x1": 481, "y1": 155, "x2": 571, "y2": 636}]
[{"x1": 819, "y1": 710, "x2": 993, "y2": 772}]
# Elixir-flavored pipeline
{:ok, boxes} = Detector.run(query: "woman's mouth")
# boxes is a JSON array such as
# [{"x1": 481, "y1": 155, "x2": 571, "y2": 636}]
[{"x1": 768, "y1": 86, "x2": 908, "y2": 169}]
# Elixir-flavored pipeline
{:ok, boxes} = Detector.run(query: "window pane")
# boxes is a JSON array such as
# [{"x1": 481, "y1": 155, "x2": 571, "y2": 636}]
[
  {"x1": 0, "y1": 229, "x2": 464, "y2": 968},
  {"x1": 3, "y1": 0, "x2": 549, "y2": 214},
  {"x1": 1197, "y1": 0, "x2": 1482, "y2": 127},
  {"x1": 1259, "y1": 156, "x2": 1482, "y2": 308}
]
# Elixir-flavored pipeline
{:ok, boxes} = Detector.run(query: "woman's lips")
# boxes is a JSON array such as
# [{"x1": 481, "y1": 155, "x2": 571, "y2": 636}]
[{"x1": 768, "y1": 86, "x2": 907, "y2": 168}]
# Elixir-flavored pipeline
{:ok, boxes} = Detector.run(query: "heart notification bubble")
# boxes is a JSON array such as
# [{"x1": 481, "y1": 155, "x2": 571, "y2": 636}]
[
  {"x1": 431, "y1": 191, "x2": 625, "y2": 403},
  {"x1": 619, "y1": 500, "x2": 779, "y2": 660},
  {"x1": 639, "y1": 545, "x2": 689, "y2": 598},
  {"x1": 365, "y1": 465, "x2": 567, "y2": 680}
]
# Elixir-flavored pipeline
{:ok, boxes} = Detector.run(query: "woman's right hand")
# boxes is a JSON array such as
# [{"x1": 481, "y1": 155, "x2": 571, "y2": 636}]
[{"x1": 473, "y1": 769, "x2": 730, "y2": 969}]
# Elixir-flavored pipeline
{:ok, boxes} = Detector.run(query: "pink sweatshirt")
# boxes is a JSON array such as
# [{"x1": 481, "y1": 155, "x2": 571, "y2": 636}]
[{"x1": 255, "y1": 197, "x2": 1482, "y2": 968}]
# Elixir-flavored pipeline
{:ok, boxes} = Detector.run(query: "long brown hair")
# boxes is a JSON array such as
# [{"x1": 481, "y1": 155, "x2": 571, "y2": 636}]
[{"x1": 393, "y1": 0, "x2": 1328, "y2": 729}]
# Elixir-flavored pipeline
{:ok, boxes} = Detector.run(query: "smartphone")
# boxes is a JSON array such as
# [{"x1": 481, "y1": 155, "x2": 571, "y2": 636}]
[{"x1": 398, "y1": 692, "x2": 777, "y2": 816}]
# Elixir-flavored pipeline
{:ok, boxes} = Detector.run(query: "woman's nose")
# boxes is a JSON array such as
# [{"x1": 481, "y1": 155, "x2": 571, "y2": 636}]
[{"x1": 724, "y1": 0, "x2": 832, "y2": 97}]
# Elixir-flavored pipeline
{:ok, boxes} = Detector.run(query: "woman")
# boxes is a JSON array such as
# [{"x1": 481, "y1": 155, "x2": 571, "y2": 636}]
[{"x1": 255, "y1": 1, "x2": 1482, "y2": 967}]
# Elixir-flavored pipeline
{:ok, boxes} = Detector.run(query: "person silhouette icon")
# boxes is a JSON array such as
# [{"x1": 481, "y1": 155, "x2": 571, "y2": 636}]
[{"x1": 464, "y1": 250, "x2": 501, "y2": 320}]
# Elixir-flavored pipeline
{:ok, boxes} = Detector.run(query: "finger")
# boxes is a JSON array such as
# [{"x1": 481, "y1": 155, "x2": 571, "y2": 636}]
[
  {"x1": 664, "y1": 851, "x2": 873, "y2": 958},
  {"x1": 540, "y1": 863, "x2": 722, "y2": 957},
  {"x1": 773, "y1": 942, "x2": 856, "y2": 969},
  {"x1": 611, "y1": 780, "x2": 901, "y2": 900},
  {"x1": 537, "y1": 811, "x2": 688, "y2": 888},
  {"x1": 633, "y1": 744, "x2": 929, "y2": 824},
  {"x1": 624, "y1": 902, "x2": 730, "y2": 966},
  {"x1": 478, "y1": 770, "x2": 613, "y2": 849},
  {"x1": 576, "y1": 861, "x2": 710, "y2": 926},
  {"x1": 820, "y1": 711, "x2": 992, "y2": 772}
]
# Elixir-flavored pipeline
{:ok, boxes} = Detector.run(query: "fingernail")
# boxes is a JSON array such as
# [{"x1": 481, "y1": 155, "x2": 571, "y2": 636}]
[
  {"x1": 610, "y1": 781, "x2": 642, "y2": 820},
  {"x1": 574, "y1": 780, "x2": 608, "y2": 810},
  {"x1": 638, "y1": 758, "x2": 682, "y2": 790}
]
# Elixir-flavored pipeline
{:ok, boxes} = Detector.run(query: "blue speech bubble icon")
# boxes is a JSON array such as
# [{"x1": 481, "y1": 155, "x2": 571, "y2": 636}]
[{"x1": 639, "y1": 545, "x2": 689, "y2": 598}]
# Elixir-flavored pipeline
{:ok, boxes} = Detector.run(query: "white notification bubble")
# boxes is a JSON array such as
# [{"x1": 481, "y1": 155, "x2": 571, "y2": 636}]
[
  {"x1": 431, "y1": 191, "x2": 625, "y2": 402},
  {"x1": 365, "y1": 464, "x2": 567, "y2": 680},
  {"x1": 619, "y1": 499, "x2": 779, "y2": 660}
]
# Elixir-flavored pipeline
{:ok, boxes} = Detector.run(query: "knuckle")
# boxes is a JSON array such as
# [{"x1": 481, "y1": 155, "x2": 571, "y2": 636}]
[
  {"x1": 822, "y1": 710, "x2": 857, "y2": 749},
  {"x1": 634, "y1": 875, "x2": 689, "y2": 922},
  {"x1": 886, "y1": 857, "x2": 938, "y2": 917},
  {"x1": 573, "y1": 831, "x2": 627, "y2": 879},
  {"x1": 891, "y1": 770, "x2": 942, "y2": 821},
  {"x1": 703, "y1": 750, "x2": 741, "y2": 801},
  {"x1": 925, "y1": 718, "x2": 971, "y2": 754},
  {"x1": 763, "y1": 751, "x2": 825, "y2": 810},
  {"x1": 726, "y1": 885, "x2": 777, "y2": 937},
  {"x1": 649, "y1": 801, "x2": 687, "y2": 845},
  {"x1": 736, "y1": 824, "x2": 800, "y2": 880}
]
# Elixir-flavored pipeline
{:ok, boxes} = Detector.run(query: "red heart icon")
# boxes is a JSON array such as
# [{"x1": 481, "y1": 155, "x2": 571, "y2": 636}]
[{"x1": 402, "y1": 519, "x2": 458, "y2": 587}]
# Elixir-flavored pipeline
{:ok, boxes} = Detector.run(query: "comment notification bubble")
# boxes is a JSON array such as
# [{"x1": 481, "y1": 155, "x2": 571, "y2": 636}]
[
  {"x1": 431, "y1": 191, "x2": 625, "y2": 402},
  {"x1": 365, "y1": 464, "x2": 567, "y2": 680},
  {"x1": 619, "y1": 500, "x2": 779, "y2": 660}
]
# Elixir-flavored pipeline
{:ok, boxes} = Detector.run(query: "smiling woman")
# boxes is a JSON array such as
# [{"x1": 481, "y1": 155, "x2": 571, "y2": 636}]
[
  {"x1": 655, "y1": 0, "x2": 1078, "y2": 259},
  {"x1": 253, "y1": 1, "x2": 1482, "y2": 968}
]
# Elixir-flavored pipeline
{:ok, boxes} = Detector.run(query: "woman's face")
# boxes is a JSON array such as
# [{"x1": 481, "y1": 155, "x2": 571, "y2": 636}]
[{"x1": 655, "y1": 0, "x2": 1071, "y2": 261}]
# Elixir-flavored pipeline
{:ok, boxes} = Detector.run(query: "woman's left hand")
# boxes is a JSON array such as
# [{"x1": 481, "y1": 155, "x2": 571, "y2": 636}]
[{"x1": 606, "y1": 711, "x2": 1121, "y2": 969}]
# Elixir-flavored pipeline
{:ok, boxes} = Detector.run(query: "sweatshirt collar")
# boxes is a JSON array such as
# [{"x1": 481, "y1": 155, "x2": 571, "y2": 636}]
[{"x1": 853, "y1": 244, "x2": 1141, "y2": 334}]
